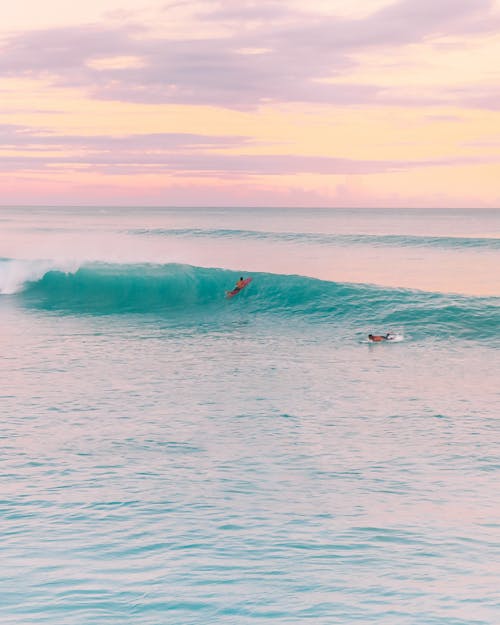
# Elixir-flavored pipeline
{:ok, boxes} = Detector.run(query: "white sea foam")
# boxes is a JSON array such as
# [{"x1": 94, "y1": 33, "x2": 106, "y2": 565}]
[{"x1": 0, "y1": 259, "x2": 82, "y2": 294}]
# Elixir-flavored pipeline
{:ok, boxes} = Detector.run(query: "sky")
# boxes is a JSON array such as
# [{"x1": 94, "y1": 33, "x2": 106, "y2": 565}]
[{"x1": 1, "y1": 0, "x2": 500, "y2": 207}]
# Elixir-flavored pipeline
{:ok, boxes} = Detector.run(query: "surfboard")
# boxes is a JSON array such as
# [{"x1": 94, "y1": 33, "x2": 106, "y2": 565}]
[
  {"x1": 226, "y1": 277, "x2": 252, "y2": 298},
  {"x1": 386, "y1": 334, "x2": 404, "y2": 342}
]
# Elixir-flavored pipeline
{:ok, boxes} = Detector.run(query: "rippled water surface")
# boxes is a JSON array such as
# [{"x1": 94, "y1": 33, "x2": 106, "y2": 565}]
[{"x1": 1, "y1": 207, "x2": 499, "y2": 624}]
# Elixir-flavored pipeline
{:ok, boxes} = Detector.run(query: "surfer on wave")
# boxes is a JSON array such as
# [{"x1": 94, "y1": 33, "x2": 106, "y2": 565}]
[
  {"x1": 233, "y1": 277, "x2": 246, "y2": 293},
  {"x1": 226, "y1": 276, "x2": 252, "y2": 298}
]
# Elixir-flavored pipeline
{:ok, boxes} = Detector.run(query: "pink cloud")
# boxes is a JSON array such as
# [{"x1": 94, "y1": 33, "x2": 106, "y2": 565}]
[{"x1": 2, "y1": 174, "x2": 496, "y2": 209}]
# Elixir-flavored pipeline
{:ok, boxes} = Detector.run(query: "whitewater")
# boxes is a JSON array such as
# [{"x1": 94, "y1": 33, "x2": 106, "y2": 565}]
[{"x1": 1, "y1": 206, "x2": 499, "y2": 624}]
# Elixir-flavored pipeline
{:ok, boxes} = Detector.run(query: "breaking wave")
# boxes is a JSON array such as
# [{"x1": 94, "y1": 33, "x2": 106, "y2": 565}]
[{"x1": 1, "y1": 260, "x2": 498, "y2": 341}]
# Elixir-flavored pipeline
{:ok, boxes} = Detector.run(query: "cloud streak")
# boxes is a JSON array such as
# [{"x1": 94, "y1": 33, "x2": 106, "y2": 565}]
[
  {"x1": 1, "y1": 123, "x2": 497, "y2": 176},
  {"x1": 0, "y1": 124, "x2": 252, "y2": 150},
  {"x1": 0, "y1": 0, "x2": 498, "y2": 109}
]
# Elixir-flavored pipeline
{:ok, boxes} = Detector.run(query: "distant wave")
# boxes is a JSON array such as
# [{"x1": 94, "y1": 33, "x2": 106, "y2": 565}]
[
  {"x1": 2, "y1": 260, "x2": 498, "y2": 341},
  {"x1": 127, "y1": 228, "x2": 500, "y2": 250}
]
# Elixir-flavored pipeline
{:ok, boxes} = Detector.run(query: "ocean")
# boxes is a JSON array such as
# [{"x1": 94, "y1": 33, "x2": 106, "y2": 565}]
[{"x1": 1, "y1": 207, "x2": 499, "y2": 624}]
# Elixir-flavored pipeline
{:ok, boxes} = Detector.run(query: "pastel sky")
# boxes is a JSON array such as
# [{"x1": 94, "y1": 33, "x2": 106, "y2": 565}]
[{"x1": 2, "y1": 0, "x2": 500, "y2": 207}]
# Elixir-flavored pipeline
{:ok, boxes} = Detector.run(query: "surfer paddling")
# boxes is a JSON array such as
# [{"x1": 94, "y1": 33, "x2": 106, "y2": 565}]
[
  {"x1": 368, "y1": 333, "x2": 395, "y2": 342},
  {"x1": 226, "y1": 276, "x2": 252, "y2": 298},
  {"x1": 233, "y1": 277, "x2": 246, "y2": 292}
]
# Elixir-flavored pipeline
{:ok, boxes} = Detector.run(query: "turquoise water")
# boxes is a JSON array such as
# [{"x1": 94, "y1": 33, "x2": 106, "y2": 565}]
[{"x1": 1, "y1": 207, "x2": 499, "y2": 624}]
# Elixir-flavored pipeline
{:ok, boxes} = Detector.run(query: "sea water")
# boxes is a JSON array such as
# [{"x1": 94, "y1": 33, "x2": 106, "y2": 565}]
[{"x1": 1, "y1": 207, "x2": 499, "y2": 624}]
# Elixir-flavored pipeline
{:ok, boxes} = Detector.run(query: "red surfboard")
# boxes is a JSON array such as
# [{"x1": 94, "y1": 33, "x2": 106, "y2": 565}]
[{"x1": 226, "y1": 277, "x2": 252, "y2": 298}]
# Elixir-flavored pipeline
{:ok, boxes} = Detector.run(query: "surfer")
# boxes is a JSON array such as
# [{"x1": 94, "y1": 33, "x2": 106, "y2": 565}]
[
  {"x1": 233, "y1": 277, "x2": 246, "y2": 293},
  {"x1": 226, "y1": 276, "x2": 252, "y2": 298},
  {"x1": 368, "y1": 333, "x2": 395, "y2": 342}
]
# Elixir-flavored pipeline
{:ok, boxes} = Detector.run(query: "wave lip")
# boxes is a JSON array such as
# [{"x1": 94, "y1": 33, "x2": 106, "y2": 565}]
[
  {"x1": 0, "y1": 258, "x2": 82, "y2": 295},
  {"x1": 6, "y1": 260, "x2": 499, "y2": 341}
]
